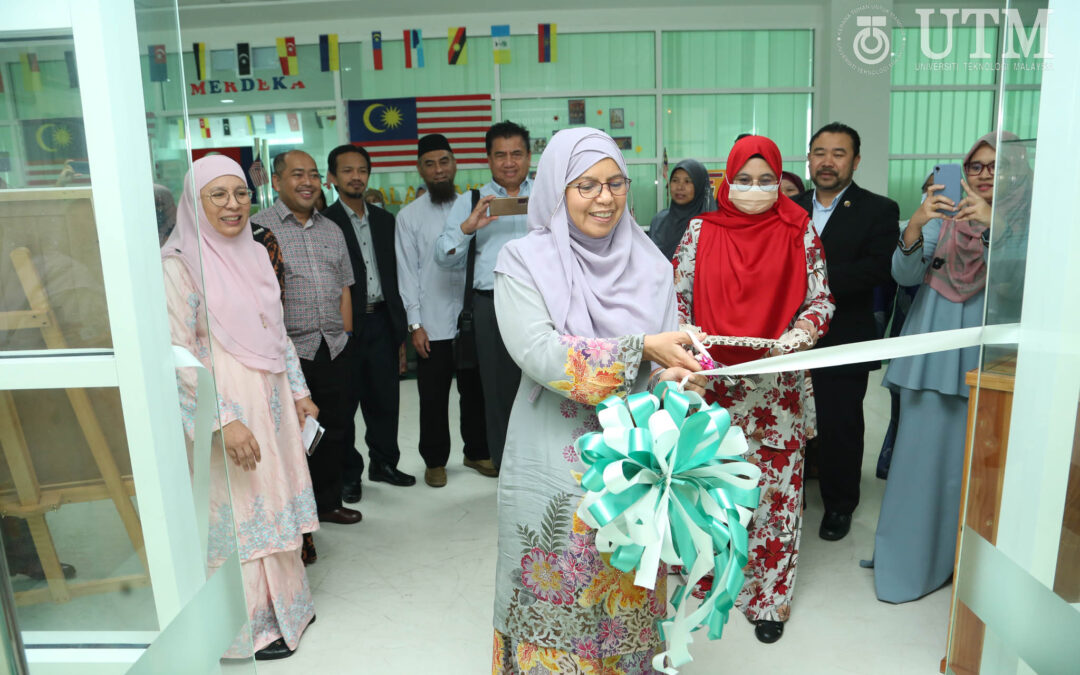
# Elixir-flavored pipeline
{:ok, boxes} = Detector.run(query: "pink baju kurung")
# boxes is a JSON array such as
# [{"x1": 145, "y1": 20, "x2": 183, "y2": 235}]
[{"x1": 164, "y1": 257, "x2": 318, "y2": 655}]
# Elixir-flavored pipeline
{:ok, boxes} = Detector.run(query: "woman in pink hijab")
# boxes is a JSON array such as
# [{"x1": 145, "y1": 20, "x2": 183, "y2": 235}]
[{"x1": 162, "y1": 155, "x2": 319, "y2": 660}]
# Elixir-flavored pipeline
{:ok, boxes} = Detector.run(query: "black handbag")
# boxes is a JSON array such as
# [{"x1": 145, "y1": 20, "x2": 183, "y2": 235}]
[{"x1": 453, "y1": 190, "x2": 481, "y2": 370}]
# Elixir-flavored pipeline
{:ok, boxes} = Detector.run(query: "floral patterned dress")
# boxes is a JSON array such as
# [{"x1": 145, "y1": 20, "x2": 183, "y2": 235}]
[
  {"x1": 672, "y1": 218, "x2": 834, "y2": 623},
  {"x1": 164, "y1": 257, "x2": 318, "y2": 655},
  {"x1": 492, "y1": 274, "x2": 672, "y2": 675}
]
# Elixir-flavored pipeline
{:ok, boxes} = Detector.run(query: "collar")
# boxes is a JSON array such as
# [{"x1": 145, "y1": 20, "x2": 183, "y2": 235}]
[
  {"x1": 341, "y1": 200, "x2": 369, "y2": 227},
  {"x1": 812, "y1": 182, "x2": 853, "y2": 212},
  {"x1": 489, "y1": 175, "x2": 532, "y2": 197},
  {"x1": 272, "y1": 198, "x2": 316, "y2": 228}
]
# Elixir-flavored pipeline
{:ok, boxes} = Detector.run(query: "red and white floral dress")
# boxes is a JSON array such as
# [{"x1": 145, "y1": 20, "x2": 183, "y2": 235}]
[{"x1": 672, "y1": 217, "x2": 834, "y2": 622}]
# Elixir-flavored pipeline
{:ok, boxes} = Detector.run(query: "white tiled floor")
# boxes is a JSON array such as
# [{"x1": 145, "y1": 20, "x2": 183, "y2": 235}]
[{"x1": 259, "y1": 370, "x2": 953, "y2": 675}]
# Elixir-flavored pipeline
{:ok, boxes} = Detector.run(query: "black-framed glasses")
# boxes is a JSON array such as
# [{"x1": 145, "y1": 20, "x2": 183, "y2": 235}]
[
  {"x1": 964, "y1": 161, "x2": 995, "y2": 177},
  {"x1": 569, "y1": 178, "x2": 631, "y2": 199},
  {"x1": 203, "y1": 188, "x2": 253, "y2": 207}
]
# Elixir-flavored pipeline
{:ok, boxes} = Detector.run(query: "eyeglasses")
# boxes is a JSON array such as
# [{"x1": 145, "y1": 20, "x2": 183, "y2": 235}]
[
  {"x1": 729, "y1": 178, "x2": 779, "y2": 192},
  {"x1": 569, "y1": 178, "x2": 631, "y2": 199},
  {"x1": 203, "y1": 188, "x2": 253, "y2": 207},
  {"x1": 964, "y1": 161, "x2": 995, "y2": 177}
]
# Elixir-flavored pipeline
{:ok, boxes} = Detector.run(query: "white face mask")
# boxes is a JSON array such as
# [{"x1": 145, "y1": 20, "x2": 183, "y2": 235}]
[{"x1": 729, "y1": 184, "x2": 779, "y2": 214}]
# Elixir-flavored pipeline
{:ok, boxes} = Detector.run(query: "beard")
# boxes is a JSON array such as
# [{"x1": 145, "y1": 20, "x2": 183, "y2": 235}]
[
  {"x1": 337, "y1": 186, "x2": 366, "y2": 200},
  {"x1": 427, "y1": 180, "x2": 457, "y2": 205}
]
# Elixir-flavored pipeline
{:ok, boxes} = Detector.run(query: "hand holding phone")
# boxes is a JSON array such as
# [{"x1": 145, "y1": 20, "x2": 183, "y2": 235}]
[{"x1": 488, "y1": 196, "x2": 529, "y2": 216}]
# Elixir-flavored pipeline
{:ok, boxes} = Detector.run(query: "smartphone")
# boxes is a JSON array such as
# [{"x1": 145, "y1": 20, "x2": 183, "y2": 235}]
[
  {"x1": 932, "y1": 163, "x2": 964, "y2": 218},
  {"x1": 488, "y1": 196, "x2": 529, "y2": 216},
  {"x1": 69, "y1": 161, "x2": 91, "y2": 175}
]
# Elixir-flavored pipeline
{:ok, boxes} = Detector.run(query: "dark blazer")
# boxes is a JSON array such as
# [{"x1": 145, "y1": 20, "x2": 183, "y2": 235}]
[
  {"x1": 322, "y1": 200, "x2": 407, "y2": 344},
  {"x1": 793, "y1": 182, "x2": 899, "y2": 373}
]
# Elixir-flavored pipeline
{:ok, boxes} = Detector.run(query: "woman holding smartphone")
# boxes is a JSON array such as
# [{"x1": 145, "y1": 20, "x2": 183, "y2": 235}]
[{"x1": 872, "y1": 131, "x2": 1032, "y2": 604}]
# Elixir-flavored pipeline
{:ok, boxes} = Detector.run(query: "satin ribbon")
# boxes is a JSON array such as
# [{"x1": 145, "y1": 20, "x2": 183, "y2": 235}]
[{"x1": 576, "y1": 382, "x2": 762, "y2": 674}]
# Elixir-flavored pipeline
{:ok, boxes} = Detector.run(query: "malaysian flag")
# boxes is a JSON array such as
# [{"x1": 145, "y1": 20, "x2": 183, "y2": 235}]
[
  {"x1": 347, "y1": 95, "x2": 492, "y2": 170},
  {"x1": 20, "y1": 118, "x2": 89, "y2": 186}
]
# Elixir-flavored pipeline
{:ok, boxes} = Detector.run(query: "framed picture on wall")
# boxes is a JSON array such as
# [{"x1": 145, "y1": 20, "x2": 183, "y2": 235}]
[
  {"x1": 531, "y1": 137, "x2": 548, "y2": 154},
  {"x1": 568, "y1": 99, "x2": 585, "y2": 125},
  {"x1": 612, "y1": 136, "x2": 633, "y2": 150},
  {"x1": 610, "y1": 108, "x2": 624, "y2": 129}
]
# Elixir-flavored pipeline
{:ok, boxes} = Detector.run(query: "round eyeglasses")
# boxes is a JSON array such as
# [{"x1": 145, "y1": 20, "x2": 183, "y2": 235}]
[
  {"x1": 203, "y1": 188, "x2": 253, "y2": 207},
  {"x1": 569, "y1": 178, "x2": 631, "y2": 199},
  {"x1": 728, "y1": 178, "x2": 779, "y2": 192},
  {"x1": 964, "y1": 161, "x2": 995, "y2": 177}
]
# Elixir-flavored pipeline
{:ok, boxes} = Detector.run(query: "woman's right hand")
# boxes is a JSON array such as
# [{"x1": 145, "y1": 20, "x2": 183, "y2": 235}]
[
  {"x1": 222, "y1": 421, "x2": 261, "y2": 472},
  {"x1": 643, "y1": 332, "x2": 702, "y2": 372}
]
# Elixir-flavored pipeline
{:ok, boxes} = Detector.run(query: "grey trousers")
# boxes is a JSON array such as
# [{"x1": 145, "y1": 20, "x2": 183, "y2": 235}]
[{"x1": 473, "y1": 292, "x2": 521, "y2": 469}]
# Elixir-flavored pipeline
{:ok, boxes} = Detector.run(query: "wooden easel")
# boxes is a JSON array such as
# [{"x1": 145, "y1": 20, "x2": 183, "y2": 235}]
[{"x1": 0, "y1": 246, "x2": 150, "y2": 605}]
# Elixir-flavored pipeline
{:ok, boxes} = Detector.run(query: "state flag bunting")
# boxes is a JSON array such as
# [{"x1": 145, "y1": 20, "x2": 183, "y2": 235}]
[
  {"x1": 223, "y1": 118, "x2": 232, "y2": 136},
  {"x1": 347, "y1": 95, "x2": 492, "y2": 168},
  {"x1": 245, "y1": 115, "x2": 254, "y2": 134},
  {"x1": 193, "y1": 42, "x2": 207, "y2": 80},
  {"x1": 199, "y1": 118, "x2": 211, "y2": 138},
  {"x1": 404, "y1": 29, "x2": 424, "y2": 68},
  {"x1": 319, "y1": 34, "x2": 339, "y2": 72},
  {"x1": 264, "y1": 113, "x2": 276, "y2": 133},
  {"x1": 20, "y1": 53, "x2": 42, "y2": 92},
  {"x1": 491, "y1": 25, "x2": 511, "y2": 64},
  {"x1": 149, "y1": 44, "x2": 168, "y2": 82},
  {"x1": 277, "y1": 37, "x2": 298, "y2": 76},
  {"x1": 538, "y1": 23, "x2": 556, "y2": 63},
  {"x1": 287, "y1": 112, "x2": 299, "y2": 132},
  {"x1": 371, "y1": 31, "x2": 384, "y2": 70},
  {"x1": 448, "y1": 27, "x2": 467, "y2": 65},
  {"x1": 237, "y1": 43, "x2": 251, "y2": 77}
]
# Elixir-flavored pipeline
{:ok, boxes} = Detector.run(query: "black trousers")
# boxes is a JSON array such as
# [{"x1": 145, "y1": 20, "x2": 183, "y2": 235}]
[
  {"x1": 811, "y1": 368, "x2": 870, "y2": 515},
  {"x1": 300, "y1": 339, "x2": 355, "y2": 513},
  {"x1": 416, "y1": 339, "x2": 488, "y2": 468},
  {"x1": 343, "y1": 304, "x2": 401, "y2": 484},
  {"x1": 473, "y1": 292, "x2": 520, "y2": 469}
]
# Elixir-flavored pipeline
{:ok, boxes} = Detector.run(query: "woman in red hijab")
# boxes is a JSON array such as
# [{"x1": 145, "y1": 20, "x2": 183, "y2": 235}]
[{"x1": 672, "y1": 135, "x2": 834, "y2": 644}]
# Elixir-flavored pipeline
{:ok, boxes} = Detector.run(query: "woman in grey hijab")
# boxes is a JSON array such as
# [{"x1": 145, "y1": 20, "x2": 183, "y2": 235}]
[{"x1": 648, "y1": 159, "x2": 716, "y2": 260}]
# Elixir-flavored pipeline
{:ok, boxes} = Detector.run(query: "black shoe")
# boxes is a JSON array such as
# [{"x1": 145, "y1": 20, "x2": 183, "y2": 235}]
[
  {"x1": 368, "y1": 461, "x2": 416, "y2": 486},
  {"x1": 254, "y1": 637, "x2": 293, "y2": 660},
  {"x1": 819, "y1": 511, "x2": 853, "y2": 541},
  {"x1": 341, "y1": 480, "x2": 362, "y2": 504},
  {"x1": 754, "y1": 620, "x2": 784, "y2": 644}
]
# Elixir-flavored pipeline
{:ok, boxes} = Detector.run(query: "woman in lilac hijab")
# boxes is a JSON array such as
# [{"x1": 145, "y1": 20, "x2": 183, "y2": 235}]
[{"x1": 489, "y1": 128, "x2": 704, "y2": 673}]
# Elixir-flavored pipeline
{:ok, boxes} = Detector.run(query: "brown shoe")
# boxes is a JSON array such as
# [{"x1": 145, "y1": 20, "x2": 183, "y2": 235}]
[
  {"x1": 424, "y1": 466, "x2": 447, "y2": 488},
  {"x1": 463, "y1": 458, "x2": 499, "y2": 477},
  {"x1": 317, "y1": 507, "x2": 362, "y2": 525}
]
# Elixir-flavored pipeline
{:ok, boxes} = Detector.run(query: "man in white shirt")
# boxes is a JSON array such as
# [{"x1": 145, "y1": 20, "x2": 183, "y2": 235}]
[
  {"x1": 435, "y1": 122, "x2": 532, "y2": 470},
  {"x1": 397, "y1": 135, "x2": 493, "y2": 488}
]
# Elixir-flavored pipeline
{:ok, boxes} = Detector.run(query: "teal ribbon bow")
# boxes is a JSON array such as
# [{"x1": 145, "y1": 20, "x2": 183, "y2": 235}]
[{"x1": 576, "y1": 381, "x2": 761, "y2": 674}]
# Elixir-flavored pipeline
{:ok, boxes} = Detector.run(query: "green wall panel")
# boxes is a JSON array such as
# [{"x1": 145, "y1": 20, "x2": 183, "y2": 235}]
[
  {"x1": 501, "y1": 95, "x2": 655, "y2": 157},
  {"x1": 1001, "y1": 89, "x2": 1040, "y2": 140},
  {"x1": 663, "y1": 30, "x2": 813, "y2": 89},
  {"x1": 889, "y1": 90, "x2": 995, "y2": 155},
  {"x1": 498, "y1": 32, "x2": 654, "y2": 93},
  {"x1": 662, "y1": 93, "x2": 811, "y2": 160},
  {"x1": 891, "y1": 28, "x2": 999, "y2": 87}
]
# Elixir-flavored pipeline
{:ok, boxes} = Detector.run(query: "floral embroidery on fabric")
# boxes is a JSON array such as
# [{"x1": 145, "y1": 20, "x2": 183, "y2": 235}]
[
  {"x1": 269, "y1": 383, "x2": 282, "y2": 433},
  {"x1": 206, "y1": 488, "x2": 317, "y2": 565},
  {"x1": 562, "y1": 444, "x2": 580, "y2": 464},
  {"x1": 548, "y1": 347, "x2": 625, "y2": 406},
  {"x1": 224, "y1": 573, "x2": 314, "y2": 657},
  {"x1": 559, "y1": 399, "x2": 579, "y2": 419}
]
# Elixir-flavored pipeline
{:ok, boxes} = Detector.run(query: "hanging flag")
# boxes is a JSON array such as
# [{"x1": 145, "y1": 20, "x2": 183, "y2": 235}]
[
  {"x1": 491, "y1": 25, "x2": 511, "y2": 65},
  {"x1": 245, "y1": 115, "x2": 254, "y2": 134},
  {"x1": 319, "y1": 33, "x2": 339, "y2": 72},
  {"x1": 19, "y1": 118, "x2": 90, "y2": 186},
  {"x1": 149, "y1": 44, "x2": 168, "y2": 82},
  {"x1": 193, "y1": 42, "x2": 207, "y2": 80},
  {"x1": 287, "y1": 112, "x2": 299, "y2": 132},
  {"x1": 448, "y1": 27, "x2": 467, "y2": 65},
  {"x1": 277, "y1": 37, "x2": 298, "y2": 76},
  {"x1": 20, "y1": 53, "x2": 43, "y2": 92},
  {"x1": 236, "y1": 42, "x2": 251, "y2": 76},
  {"x1": 223, "y1": 118, "x2": 232, "y2": 136},
  {"x1": 538, "y1": 24, "x2": 556, "y2": 63},
  {"x1": 265, "y1": 113, "x2": 276, "y2": 133},
  {"x1": 403, "y1": 29, "x2": 424, "y2": 68},
  {"x1": 177, "y1": 119, "x2": 185, "y2": 139},
  {"x1": 192, "y1": 146, "x2": 258, "y2": 192},
  {"x1": 199, "y1": 118, "x2": 211, "y2": 138},
  {"x1": 348, "y1": 95, "x2": 493, "y2": 168},
  {"x1": 64, "y1": 51, "x2": 79, "y2": 88},
  {"x1": 372, "y1": 31, "x2": 384, "y2": 70}
]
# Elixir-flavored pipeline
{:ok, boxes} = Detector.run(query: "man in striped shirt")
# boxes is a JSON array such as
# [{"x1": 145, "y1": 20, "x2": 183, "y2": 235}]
[{"x1": 250, "y1": 150, "x2": 361, "y2": 526}]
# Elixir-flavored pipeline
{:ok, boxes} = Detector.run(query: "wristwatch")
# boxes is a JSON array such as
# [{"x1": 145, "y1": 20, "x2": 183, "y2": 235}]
[{"x1": 409, "y1": 323, "x2": 422, "y2": 333}]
